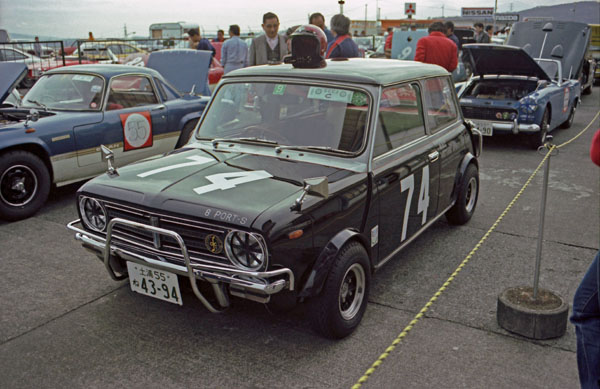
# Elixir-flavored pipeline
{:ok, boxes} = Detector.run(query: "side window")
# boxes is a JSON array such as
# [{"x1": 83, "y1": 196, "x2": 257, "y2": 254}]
[
  {"x1": 422, "y1": 77, "x2": 459, "y2": 132},
  {"x1": 107, "y1": 75, "x2": 158, "y2": 110},
  {"x1": 373, "y1": 83, "x2": 426, "y2": 157},
  {"x1": 155, "y1": 78, "x2": 181, "y2": 101},
  {"x1": 121, "y1": 45, "x2": 137, "y2": 55}
]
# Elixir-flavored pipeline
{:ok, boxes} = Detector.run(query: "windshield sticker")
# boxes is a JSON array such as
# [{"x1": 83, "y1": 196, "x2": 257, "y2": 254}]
[
  {"x1": 72, "y1": 75, "x2": 95, "y2": 82},
  {"x1": 90, "y1": 85, "x2": 102, "y2": 93},
  {"x1": 350, "y1": 92, "x2": 368, "y2": 106},
  {"x1": 120, "y1": 111, "x2": 153, "y2": 151},
  {"x1": 273, "y1": 84, "x2": 286, "y2": 95},
  {"x1": 308, "y1": 87, "x2": 354, "y2": 103}
]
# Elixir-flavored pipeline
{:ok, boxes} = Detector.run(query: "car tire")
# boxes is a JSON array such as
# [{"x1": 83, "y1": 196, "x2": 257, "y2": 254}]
[
  {"x1": 0, "y1": 151, "x2": 50, "y2": 221},
  {"x1": 175, "y1": 119, "x2": 198, "y2": 148},
  {"x1": 560, "y1": 104, "x2": 576, "y2": 129},
  {"x1": 529, "y1": 108, "x2": 549, "y2": 149},
  {"x1": 446, "y1": 163, "x2": 479, "y2": 225},
  {"x1": 309, "y1": 242, "x2": 370, "y2": 339}
]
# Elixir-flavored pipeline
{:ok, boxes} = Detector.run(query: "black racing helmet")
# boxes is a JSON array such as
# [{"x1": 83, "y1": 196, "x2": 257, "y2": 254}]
[{"x1": 286, "y1": 24, "x2": 328, "y2": 68}]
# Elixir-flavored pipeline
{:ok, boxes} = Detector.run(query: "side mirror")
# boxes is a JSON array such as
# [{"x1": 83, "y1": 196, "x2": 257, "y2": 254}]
[
  {"x1": 25, "y1": 108, "x2": 39, "y2": 127},
  {"x1": 292, "y1": 176, "x2": 329, "y2": 211},
  {"x1": 542, "y1": 22, "x2": 553, "y2": 32},
  {"x1": 100, "y1": 145, "x2": 119, "y2": 177}
]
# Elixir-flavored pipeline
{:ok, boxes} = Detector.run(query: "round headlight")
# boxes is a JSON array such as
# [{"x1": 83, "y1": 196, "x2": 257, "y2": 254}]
[
  {"x1": 79, "y1": 196, "x2": 107, "y2": 232},
  {"x1": 225, "y1": 231, "x2": 267, "y2": 271}
]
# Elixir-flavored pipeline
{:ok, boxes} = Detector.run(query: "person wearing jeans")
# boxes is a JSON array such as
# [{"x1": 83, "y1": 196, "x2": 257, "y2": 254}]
[{"x1": 570, "y1": 129, "x2": 600, "y2": 388}]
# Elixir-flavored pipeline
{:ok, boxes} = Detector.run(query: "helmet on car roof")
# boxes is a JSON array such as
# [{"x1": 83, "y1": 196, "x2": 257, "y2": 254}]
[{"x1": 286, "y1": 24, "x2": 327, "y2": 68}]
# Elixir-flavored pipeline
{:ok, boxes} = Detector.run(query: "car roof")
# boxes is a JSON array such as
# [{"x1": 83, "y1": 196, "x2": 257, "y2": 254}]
[
  {"x1": 44, "y1": 64, "x2": 161, "y2": 78},
  {"x1": 224, "y1": 58, "x2": 449, "y2": 85}
]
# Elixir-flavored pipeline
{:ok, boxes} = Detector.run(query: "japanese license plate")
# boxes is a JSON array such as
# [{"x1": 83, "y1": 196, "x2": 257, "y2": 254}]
[
  {"x1": 473, "y1": 120, "x2": 493, "y2": 136},
  {"x1": 126, "y1": 262, "x2": 182, "y2": 305}
]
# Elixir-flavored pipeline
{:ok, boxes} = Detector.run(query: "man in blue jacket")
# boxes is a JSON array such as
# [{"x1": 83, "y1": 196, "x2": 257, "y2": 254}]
[
  {"x1": 189, "y1": 28, "x2": 216, "y2": 58},
  {"x1": 326, "y1": 14, "x2": 359, "y2": 59}
]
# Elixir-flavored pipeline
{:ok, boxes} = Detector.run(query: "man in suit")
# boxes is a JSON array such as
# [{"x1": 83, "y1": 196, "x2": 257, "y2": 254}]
[{"x1": 248, "y1": 12, "x2": 288, "y2": 66}]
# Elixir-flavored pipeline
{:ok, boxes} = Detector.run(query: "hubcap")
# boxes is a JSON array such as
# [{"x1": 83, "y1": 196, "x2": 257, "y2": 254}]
[
  {"x1": 0, "y1": 165, "x2": 38, "y2": 207},
  {"x1": 339, "y1": 263, "x2": 366, "y2": 320},
  {"x1": 465, "y1": 177, "x2": 478, "y2": 213}
]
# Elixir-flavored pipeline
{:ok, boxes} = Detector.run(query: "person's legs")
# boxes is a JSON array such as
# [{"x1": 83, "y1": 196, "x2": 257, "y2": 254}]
[{"x1": 571, "y1": 251, "x2": 600, "y2": 388}]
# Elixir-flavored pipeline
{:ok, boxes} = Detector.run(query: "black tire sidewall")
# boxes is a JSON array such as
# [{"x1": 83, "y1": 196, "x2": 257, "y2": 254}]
[
  {"x1": 446, "y1": 163, "x2": 479, "y2": 225},
  {"x1": 310, "y1": 242, "x2": 371, "y2": 339},
  {"x1": 0, "y1": 151, "x2": 50, "y2": 221}
]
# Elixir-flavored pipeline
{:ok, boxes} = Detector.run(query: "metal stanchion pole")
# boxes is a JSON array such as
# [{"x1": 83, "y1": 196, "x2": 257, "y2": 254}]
[{"x1": 532, "y1": 144, "x2": 556, "y2": 299}]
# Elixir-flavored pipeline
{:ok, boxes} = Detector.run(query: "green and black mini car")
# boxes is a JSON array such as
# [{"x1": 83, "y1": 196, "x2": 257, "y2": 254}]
[{"x1": 68, "y1": 58, "x2": 482, "y2": 338}]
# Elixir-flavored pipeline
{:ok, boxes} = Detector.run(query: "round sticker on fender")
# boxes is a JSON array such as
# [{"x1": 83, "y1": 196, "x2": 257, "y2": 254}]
[
  {"x1": 563, "y1": 88, "x2": 569, "y2": 113},
  {"x1": 120, "y1": 112, "x2": 153, "y2": 151}
]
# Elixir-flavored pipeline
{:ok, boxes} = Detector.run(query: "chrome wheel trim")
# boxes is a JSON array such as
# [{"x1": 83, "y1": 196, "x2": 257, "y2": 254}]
[
  {"x1": 0, "y1": 164, "x2": 38, "y2": 207},
  {"x1": 339, "y1": 263, "x2": 366, "y2": 320},
  {"x1": 465, "y1": 177, "x2": 478, "y2": 213}
]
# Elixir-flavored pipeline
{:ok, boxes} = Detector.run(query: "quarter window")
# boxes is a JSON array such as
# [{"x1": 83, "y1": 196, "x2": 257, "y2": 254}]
[
  {"x1": 373, "y1": 83, "x2": 426, "y2": 157},
  {"x1": 422, "y1": 77, "x2": 459, "y2": 132},
  {"x1": 107, "y1": 75, "x2": 158, "y2": 110}
]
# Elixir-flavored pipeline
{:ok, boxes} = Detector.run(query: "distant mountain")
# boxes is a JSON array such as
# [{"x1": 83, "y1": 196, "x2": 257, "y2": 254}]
[{"x1": 519, "y1": 1, "x2": 599, "y2": 25}]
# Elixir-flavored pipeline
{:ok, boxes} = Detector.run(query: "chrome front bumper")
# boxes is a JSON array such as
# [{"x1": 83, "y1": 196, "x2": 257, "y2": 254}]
[
  {"x1": 67, "y1": 218, "x2": 294, "y2": 311},
  {"x1": 492, "y1": 120, "x2": 540, "y2": 134}
]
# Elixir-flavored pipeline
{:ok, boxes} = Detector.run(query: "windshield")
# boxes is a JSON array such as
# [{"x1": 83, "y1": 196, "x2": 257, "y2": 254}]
[
  {"x1": 535, "y1": 59, "x2": 559, "y2": 81},
  {"x1": 23, "y1": 73, "x2": 105, "y2": 110},
  {"x1": 197, "y1": 82, "x2": 371, "y2": 154}
]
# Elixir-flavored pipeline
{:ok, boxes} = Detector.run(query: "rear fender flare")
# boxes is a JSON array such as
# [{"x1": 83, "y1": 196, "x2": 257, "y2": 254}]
[
  {"x1": 299, "y1": 229, "x2": 370, "y2": 298},
  {"x1": 451, "y1": 152, "x2": 478, "y2": 204}
]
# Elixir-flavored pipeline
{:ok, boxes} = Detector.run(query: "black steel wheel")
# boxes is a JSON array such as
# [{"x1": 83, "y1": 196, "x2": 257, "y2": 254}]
[
  {"x1": 309, "y1": 242, "x2": 370, "y2": 339},
  {"x1": 0, "y1": 151, "x2": 50, "y2": 221},
  {"x1": 446, "y1": 163, "x2": 479, "y2": 225},
  {"x1": 529, "y1": 108, "x2": 549, "y2": 149},
  {"x1": 175, "y1": 119, "x2": 198, "y2": 148},
  {"x1": 560, "y1": 104, "x2": 576, "y2": 129}
]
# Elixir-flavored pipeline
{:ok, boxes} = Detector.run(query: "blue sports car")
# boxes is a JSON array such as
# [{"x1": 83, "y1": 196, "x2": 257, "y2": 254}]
[
  {"x1": 0, "y1": 63, "x2": 209, "y2": 221},
  {"x1": 458, "y1": 44, "x2": 580, "y2": 149}
]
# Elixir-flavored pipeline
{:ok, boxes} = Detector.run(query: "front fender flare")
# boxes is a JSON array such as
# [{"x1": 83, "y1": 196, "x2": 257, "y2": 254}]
[{"x1": 299, "y1": 229, "x2": 369, "y2": 298}]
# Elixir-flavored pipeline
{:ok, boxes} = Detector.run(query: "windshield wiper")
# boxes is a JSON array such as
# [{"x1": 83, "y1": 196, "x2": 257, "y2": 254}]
[
  {"x1": 210, "y1": 137, "x2": 279, "y2": 148},
  {"x1": 274, "y1": 145, "x2": 354, "y2": 155},
  {"x1": 25, "y1": 100, "x2": 48, "y2": 111}
]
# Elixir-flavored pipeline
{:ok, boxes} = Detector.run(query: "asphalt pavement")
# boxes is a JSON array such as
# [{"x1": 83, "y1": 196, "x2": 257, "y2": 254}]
[{"x1": 0, "y1": 87, "x2": 598, "y2": 388}]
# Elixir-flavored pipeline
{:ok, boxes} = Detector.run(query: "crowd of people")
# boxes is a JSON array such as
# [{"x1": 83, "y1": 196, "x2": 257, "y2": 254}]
[
  {"x1": 179, "y1": 12, "x2": 506, "y2": 76},
  {"x1": 182, "y1": 11, "x2": 360, "y2": 74}
]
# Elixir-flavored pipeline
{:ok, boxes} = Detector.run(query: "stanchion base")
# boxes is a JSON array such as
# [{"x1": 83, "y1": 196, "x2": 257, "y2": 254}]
[{"x1": 497, "y1": 286, "x2": 568, "y2": 340}]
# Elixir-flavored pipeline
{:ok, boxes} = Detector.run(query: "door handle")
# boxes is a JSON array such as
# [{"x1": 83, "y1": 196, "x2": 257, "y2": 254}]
[
  {"x1": 428, "y1": 151, "x2": 439, "y2": 163},
  {"x1": 152, "y1": 104, "x2": 166, "y2": 111}
]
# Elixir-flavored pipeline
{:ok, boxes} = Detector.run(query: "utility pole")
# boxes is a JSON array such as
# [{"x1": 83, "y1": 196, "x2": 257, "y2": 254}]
[
  {"x1": 493, "y1": 0, "x2": 498, "y2": 36},
  {"x1": 124, "y1": 24, "x2": 127, "y2": 39},
  {"x1": 364, "y1": 4, "x2": 368, "y2": 35},
  {"x1": 339, "y1": 0, "x2": 345, "y2": 14},
  {"x1": 441, "y1": 4, "x2": 445, "y2": 17}
]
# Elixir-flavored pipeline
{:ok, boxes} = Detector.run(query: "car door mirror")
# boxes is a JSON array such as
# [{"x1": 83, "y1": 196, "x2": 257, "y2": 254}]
[
  {"x1": 542, "y1": 22, "x2": 553, "y2": 32},
  {"x1": 292, "y1": 177, "x2": 329, "y2": 211},
  {"x1": 550, "y1": 45, "x2": 563, "y2": 59},
  {"x1": 101, "y1": 145, "x2": 119, "y2": 177}
]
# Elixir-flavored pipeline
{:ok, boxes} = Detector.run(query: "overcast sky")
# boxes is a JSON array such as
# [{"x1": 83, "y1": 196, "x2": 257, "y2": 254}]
[{"x1": 0, "y1": 0, "x2": 575, "y2": 38}]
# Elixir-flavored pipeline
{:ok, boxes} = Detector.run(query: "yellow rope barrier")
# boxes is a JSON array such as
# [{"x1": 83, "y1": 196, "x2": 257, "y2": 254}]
[{"x1": 351, "y1": 110, "x2": 600, "y2": 389}]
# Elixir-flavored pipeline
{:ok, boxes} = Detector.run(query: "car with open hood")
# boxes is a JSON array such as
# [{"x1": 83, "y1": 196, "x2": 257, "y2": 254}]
[
  {"x1": 0, "y1": 63, "x2": 209, "y2": 221},
  {"x1": 507, "y1": 20, "x2": 594, "y2": 95},
  {"x1": 68, "y1": 58, "x2": 482, "y2": 339},
  {"x1": 458, "y1": 43, "x2": 580, "y2": 148}
]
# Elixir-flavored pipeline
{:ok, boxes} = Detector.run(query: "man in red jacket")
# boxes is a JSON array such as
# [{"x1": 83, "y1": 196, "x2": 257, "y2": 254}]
[{"x1": 414, "y1": 21, "x2": 457, "y2": 72}]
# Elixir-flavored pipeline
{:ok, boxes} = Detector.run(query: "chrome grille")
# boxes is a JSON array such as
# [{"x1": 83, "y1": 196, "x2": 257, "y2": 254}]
[
  {"x1": 461, "y1": 106, "x2": 518, "y2": 121},
  {"x1": 102, "y1": 201, "x2": 233, "y2": 267}
]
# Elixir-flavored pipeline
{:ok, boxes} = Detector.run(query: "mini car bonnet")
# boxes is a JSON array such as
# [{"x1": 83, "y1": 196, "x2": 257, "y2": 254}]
[
  {"x1": 462, "y1": 44, "x2": 551, "y2": 80},
  {"x1": 0, "y1": 63, "x2": 27, "y2": 104}
]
